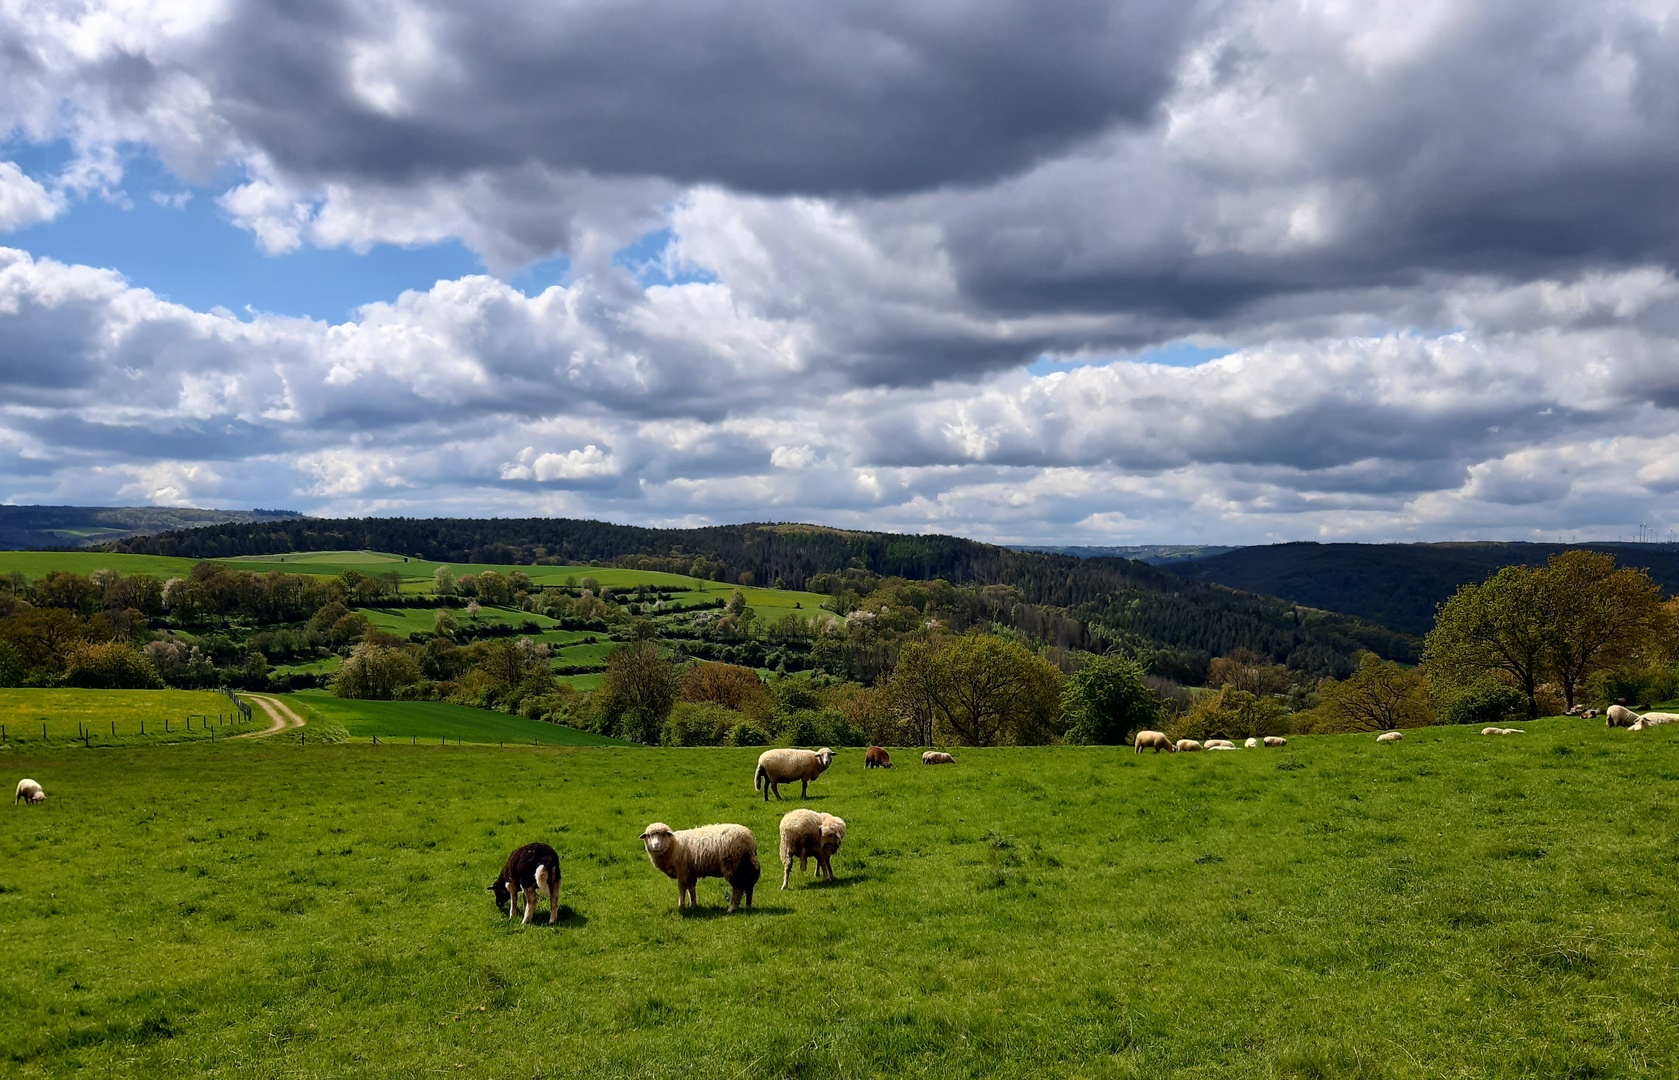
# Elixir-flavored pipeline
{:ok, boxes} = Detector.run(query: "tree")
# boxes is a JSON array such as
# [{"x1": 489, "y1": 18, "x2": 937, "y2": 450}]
[
  {"x1": 433, "y1": 565, "x2": 457, "y2": 596},
  {"x1": 433, "y1": 608, "x2": 459, "y2": 638},
  {"x1": 1314, "y1": 655, "x2": 1431, "y2": 732},
  {"x1": 1424, "y1": 566, "x2": 1548, "y2": 719},
  {"x1": 1540, "y1": 550, "x2": 1665, "y2": 710},
  {"x1": 476, "y1": 572, "x2": 512, "y2": 605},
  {"x1": 1062, "y1": 653, "x2": 1160, "y2": 745},
  {"x1": 888, "y1": 634, "x2": 1063, "y2": 747},
  {"x1": 332, "y1": 642, "x2": 421, "y2": 699},
  {"x1": 595, "y1": 639, "x2": 680, "y2": 743},
  {"x1": 681, "y1": 663, "x2": 771, "y2": 713},
  {"x1": 1171, "y1": 686, "x2": 1289, "y2": 741},
  {"x1": 63, "y1": 641, "x2": 164, "y2": 689}
]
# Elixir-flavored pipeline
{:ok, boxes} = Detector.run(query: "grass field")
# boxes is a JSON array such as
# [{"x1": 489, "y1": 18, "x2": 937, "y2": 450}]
[
  {"x1": 289, "y1": 692, "x2": 627, "y2": 747},
  {"x1": 0, "y1": 551, "x2": 202, "y2": 581},
  {"x1": 2, "y1": 718, "x2": 1676, "y2": 1077},
  {"x1": 0, "y1": 688, "x2": 255, "y2": 747}
]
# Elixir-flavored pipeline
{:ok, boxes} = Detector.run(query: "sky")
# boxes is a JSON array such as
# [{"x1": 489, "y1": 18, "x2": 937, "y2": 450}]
[{"x1": 3, "y1": 1, "x2": 1679, "y2": 545}]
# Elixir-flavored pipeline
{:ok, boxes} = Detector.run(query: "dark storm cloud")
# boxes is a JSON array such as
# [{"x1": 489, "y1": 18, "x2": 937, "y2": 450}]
[{"x1": 197, "y1": 0, "x2": 1195, "y2": 195}]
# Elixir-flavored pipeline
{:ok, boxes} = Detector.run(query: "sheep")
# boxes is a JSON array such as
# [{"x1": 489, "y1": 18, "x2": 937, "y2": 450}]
[
  {"x1": 14, "y1": 778, "x2": 44, "y2": 806},
  {"x1": 1263, "y1": 736, "x2": 1288, "y2": 748},
  {"x1": 1204, "y1": 739, "x2": 1236, "y2": 750},
  {"x1": 755, "y1": 747, "x2": 835, "y2": 801},
  {"x1": 490, "y1": 842, "x2": 561, "y2": 925},
  {"x1": 1206, "y1": 744, "x2": 1238, "y2": 751},
  {"x1": 1175, "y1": 739, "x2": 1203, "y2": 752},
  {"x1": 778, "y1": 809, "x2": 846, "y2": 889},
  {"x1": 922, "y1": 751, "x2": 956, "y2": 765},
  {"x1": 1481, "y1": 727, "x2": 1525, "y2": 736},
  {"x1": 1244, "y1": 737, "x2": 1259, "y2": 749},
  {"x1": 1606, "y1": 704, "x2": 1640, "y2": 728},
  {"x1": 639, "y1": 822, "x2": 760, "y2": 913},
  {"x1": 1582, "y1": 709, "x2": 1599, "y2": 720},
  {"x1": 1134, "y1": 731, "x2": 1177, "y2": 754},
  {"x1": 1376, "y1": 731, "x2": 1403, "y2": 743},
  {"x1": 1629, "y1": 712, "x2": 1679, "y2": 732},
  {"x1": 864, "y1": 746, "x2": 892, "y2": 769}
]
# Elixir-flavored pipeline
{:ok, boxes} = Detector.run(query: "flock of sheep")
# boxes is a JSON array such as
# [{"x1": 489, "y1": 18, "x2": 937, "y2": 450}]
[{"x1": 1133, "y1": 731, "x2": 1289, "y2": 753}]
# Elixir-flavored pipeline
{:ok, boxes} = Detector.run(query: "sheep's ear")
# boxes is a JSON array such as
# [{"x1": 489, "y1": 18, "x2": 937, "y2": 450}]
[{"x1": 638, "y1": 832, "x2": 649, "y2": 839}]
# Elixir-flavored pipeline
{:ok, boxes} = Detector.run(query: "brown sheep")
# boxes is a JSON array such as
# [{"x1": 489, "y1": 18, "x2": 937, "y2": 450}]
[
  {"x1": 864, "y1": 746, "x2": 892, "y2": 769},
  {"x1": 490, "y1": 842, "x2": 561, "y2": 925}
]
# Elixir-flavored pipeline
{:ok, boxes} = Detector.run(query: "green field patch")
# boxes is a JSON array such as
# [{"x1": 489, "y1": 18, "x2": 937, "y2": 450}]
[
  {"x1": 288, "y1": 691, "x2": 627, "y2": 746},
  {"x1": 0, "y1": 550, "x2": 203, "y2": 582},
  {"x1": 0, "y1": 719, "x2": 1675, "y2": 1076},
  {"x1": 0, "y1": 688, "x2": 253, "y2": 747}
]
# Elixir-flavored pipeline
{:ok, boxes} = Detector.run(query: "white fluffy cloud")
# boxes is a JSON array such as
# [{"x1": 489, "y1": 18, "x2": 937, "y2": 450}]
[{"x1": 4, "y1": 1, "x2": 1679, "y2": 541}]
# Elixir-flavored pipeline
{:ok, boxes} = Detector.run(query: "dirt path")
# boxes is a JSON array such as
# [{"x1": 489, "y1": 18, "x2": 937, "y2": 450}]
[{"x1": 234, "y1": 695, "x2": 307, "y2": 739}]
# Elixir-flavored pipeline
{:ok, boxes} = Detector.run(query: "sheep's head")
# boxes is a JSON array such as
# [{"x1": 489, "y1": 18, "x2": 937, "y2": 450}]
[
  {"x1": 820, "y1": 814, "x2": 846, "y2": 850},
  {"x1": 814, "y1": 747, "x2": 834, "y2": 769},
  {"x1": 490, "y1": 879, "x2": 511, "y2": 907},
  {"x1": 640, "y1": 823, "x2": 675, "y2": 857}
]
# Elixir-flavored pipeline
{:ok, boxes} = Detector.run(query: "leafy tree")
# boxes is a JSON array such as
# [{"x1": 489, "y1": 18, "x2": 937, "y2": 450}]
[
  {"x1": 433, "y1": 565, "x2": 457, "y2": 596},
  {"x1": 595, "y1": 639, "x2": 680, "y2": 742},
  {"x1": 433, "y1": 609, "x2": 459, "y2": 638},
  {"x1": 476, "y1": 571, "x2": 512, "y2": 605},
  {"x1": 0, "y1": 640, "x2": 22, "y2": 687},
  {"x1": 1424, "y1": 566, "x2": 1548, "y2": 719},
  {"x1": 1062, "y1": 653, "x2": 1160, "y2": 745},
  {"x1": 1170, "y1": 685, "x2": 1290, "y2": 741},
  {"x1": 333, "y1": 642, "x2": 421, "y2": 699},
  {"x1": 681, "y1": 663, "x2": 770, "y2": 712},
  {"x1": 889, "y1": 634, "x2": 1063, "y2": 747},
  {"x1": 1314, "y1": 655, "x2": 1431, "y2": 732},
  {"x1": 63, "y1": 641, "x2": 164, "y2": 689},
  {"x1": 1436, "y1": 677, "x2": 1528, "y2": 727},
  {"x1": 1540, "y1": 550, "x2": 1665, "y2": 710}
]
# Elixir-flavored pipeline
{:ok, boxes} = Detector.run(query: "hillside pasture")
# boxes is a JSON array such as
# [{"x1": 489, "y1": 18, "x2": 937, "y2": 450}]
[
  {"x1": 288, "y1": 691, "x2": 628, "y2": 747},
  {"x1": 0, "y1": 688, "x2": 251, "y2": 748},
  {"x1": 0, "y1": 550, "x2": 202, "y2": 582},
  {"x1": 1, "y1": 717, "x2": 1676, "y2": 1078}
]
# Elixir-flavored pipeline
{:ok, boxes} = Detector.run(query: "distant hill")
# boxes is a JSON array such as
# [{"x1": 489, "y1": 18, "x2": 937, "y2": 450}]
[
  {"x1": 1168, "y1": 541, "x2": 1679, "y2": 636},
  {"x1": 108, "y1": 517, "x2": 1417, "y2": 677},
  {"x1": 0, "y1": 505, "x2": 302, "y2": 551},
  {"x1": 1013, "y1": 544, "x2": 1240, "y2": 565}
]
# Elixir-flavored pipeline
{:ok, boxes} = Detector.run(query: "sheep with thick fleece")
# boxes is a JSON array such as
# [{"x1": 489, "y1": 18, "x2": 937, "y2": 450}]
[
  {"x1": 1244, "y1": 737, "x2": 1259, "y2": 749},
  {"x1": 14, "y1": 778, "x2": 44, "y2": 805},
  {"x1": 1481, "y1": 727, "x2": 1525, "y2": 736},
  {"x1": 1134, "y1": 731, "x2": 1176, "y2": 754},
  {"x1": 1205, "y1": 739, "x2": 1235, "y2": 750},
  {"x1": 1376, "y1": 731, "x2": 1403, "y2": 743},
  {"x1": 1176, "y1": 739, "x2": 1203, "y2": 752},
  {"x1": 922, "y1": 751, "x2": 956, "y2": 765},
  {"x1": 1629, "y1": 712, "x2": 1679, "y2": 732},
  {"x1": 755, "y1": 748, "x2": 835, "y2": 801},
  {"x1": 864, "y1": 746, "x2": 892, "y2": 769},
  {"x1": 639, "y1": 822, "x2": 760, "y2": 913},
  {"x1": 779, "y1": 809, "x2": 846, "y2": 889},
  {"x1": 1263, "y1": 736, "x2": 1287, "y2": 748},
  {"x1": 1606, "y1": 704, "x2": 1640, "y2": 728}
]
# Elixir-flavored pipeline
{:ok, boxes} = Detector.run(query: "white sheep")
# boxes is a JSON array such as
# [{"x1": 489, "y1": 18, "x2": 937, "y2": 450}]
[
  {"x1": 1133, "y1": 731, "x2": 1176, "y2": 754},
  {"x1": 14, "y1": 778, "x2": 45, "y2": 806},
  {"x1": 1206, "y1": 744, "x2": 1237, "y2": 751},
  {"x1": 1376, "y1": 731, "x2": 1403, "y2": 743},
  {"x1": 1204, "y1": 739, "x2": 1236, "y2": 749},
  {"x1": 639, "y1": 822, "x2": 760, "y2": 914},
  {"x1": 755, "y1": 747, "x2": 835, "y2": 801},
  {"x1": 1628, "y1": 712, "x2": 1679, "y2": 732},
  {"x1": 922, "y1": 751, "x2": 956, "y2": 765},
  {"x1": 1244, "y1": 737, "x2": 1259, "y2": 749},
  {"x1": 1606, "y1": 704, "x2": 1640, "y2": 728},
  {"x1": 778, "y1": 808, "x2": 846, "y2": 889},
  {"x1": 1263, "y1": 736, "x2": 1287, "y2": 748},
  {"x1": 1175, "y1": 739, "x2": 1203, "y2": 752},
  {"x1": 1480, "y1": 727, "x2": 1525, "y2": 736}
]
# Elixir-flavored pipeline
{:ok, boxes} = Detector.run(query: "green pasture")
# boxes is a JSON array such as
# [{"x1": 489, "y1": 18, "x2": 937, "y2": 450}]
[
  {"x1": 0, "y1": 688, "x2": 251, "y2": 748},
  {"x1": 0, "y1": 550, "x2": 201, "y2": 582},
  {"x1": 3, "y1": 718, "x2": 1677, "y2": 1078},
  {"x1": 353, "y1": 604, "x2": 562, "y2": 638},
  {"x1": 288, "y1": 692, "x2": 626, "y2": 747},
  {"x1": 554, "y1": 671, "x2": 604, "y2": 692}
]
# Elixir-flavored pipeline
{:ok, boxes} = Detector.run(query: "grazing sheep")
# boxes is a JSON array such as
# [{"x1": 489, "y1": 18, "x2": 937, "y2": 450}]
[
  {"x1": 490, "y1": 842, "x2": 561, "y2": 925},
  {"x1": 778, "y1": 809, "x2": 846, "y2": 889},
  {"x1": 922, "y1": 751, "x2": 956, "y2": 765},
  {"x1": 864, "y1": 746, "x2": 892, "y2": 769},
  {"x1": 639, "y1": 822, "x2": 760, "y2": 913},
  {"x1": 1582, "y1": 709, "x2": 1599, "y2": 720},
  {"x1": 1244, "y1": 737, "x2": 1259, "y2": 749},
  {"x1": 755, "y1": 747, "x2": 835, "y2": 801},
  {"x1": 1481, "y1": 727, "x2": 1525, "y2": 736},
  {"x1": 1606, "y1": 704, "x2": 1640, "y2": 728},
  {"x1": 1175, "y1": 739, "x2": 1203, "y2": 752},
  {"x1": 1629, "y1": 712, "x2": 1679, "y2": 732},
  {"x1": 1376, "y1": 731, "x2": 1403, "y2": 743},
  {"x1": 1204, "y1": 739, "x2": 1236, "y2": 749},
  {"x1": 14, "y1": 778, "x2": 45, "y2": 806},
  {"x1": 1207, "y1": 744, "x2": 1237, "y2": 751},
  {"x1": 1263, "y1": 736, "x2": 1288, "y2": 748},
  {"x1": 1134, "y1": 731, "x2": 1177, "y2": 754}
]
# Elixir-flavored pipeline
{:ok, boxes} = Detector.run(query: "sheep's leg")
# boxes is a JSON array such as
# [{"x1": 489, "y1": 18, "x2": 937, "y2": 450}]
[
  {"x1": 782, "y1": 859, "x2": 792, "y2": 890},
  {"x1": 728, "y1": 887, "x2": 741, "y2": 914},
  {"x1": 801, "y1": 779, "x2": 809, "y2": 798},
  {"x1": 772, "y1": 782, "x2": 782, "y2": 800},
  {"x1": 549, "y1": 879, "x2": 560, "y2": 924},
  {"x1": 523, "y1": 889, "x2": 536, "y2": 925},
  {"x1": 507, "y1": 885, "x2": 517, "y2": 919}
]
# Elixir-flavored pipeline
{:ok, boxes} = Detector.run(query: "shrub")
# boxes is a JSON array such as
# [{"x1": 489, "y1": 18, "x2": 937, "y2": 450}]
[
  {"x1": 662, "y1": 702, "x2": 735, "y2": 746},
  {"x1": 1062, "y1": 654, "x2": 1161, "y2": 745},
  {"x1": 1169, "y1": 686, "x2": 1289, "y2": 742},
  {"x1": 726, "y1": 719, "x2": 771, "y2": 747},
  {"x1": 63, "y1": 641, "x2": 164, "y2": 689},
  {"x1": 783, "y1": 708, "x2": 864, "y2": 747},
  {"x1": 1437, "y1": 679, "x2": 1529, "y2": 727},
  {"x1": 1585, "y1": 663, "x2": 1679, "y2": 710}
]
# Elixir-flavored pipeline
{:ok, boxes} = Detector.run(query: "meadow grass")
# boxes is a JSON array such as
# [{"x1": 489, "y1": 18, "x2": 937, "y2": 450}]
[
  {"x1": 288, "y1": 692, "x2": 627, "y2": 747},
  {"x1": 0, "y1": 551, "x2": 202, "y2": 581},
  {"x1": 0, "y1": 689, "x2": 253, "y2": 748},
  {"x1": 1, "y1": 717, "x2": 1675, "y2": 1078}
]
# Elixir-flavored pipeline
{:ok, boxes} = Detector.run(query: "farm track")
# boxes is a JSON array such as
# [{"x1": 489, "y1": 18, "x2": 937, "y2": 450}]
[{"x1": 236, "y1": 695, "x2": 306, "y2": 739}]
